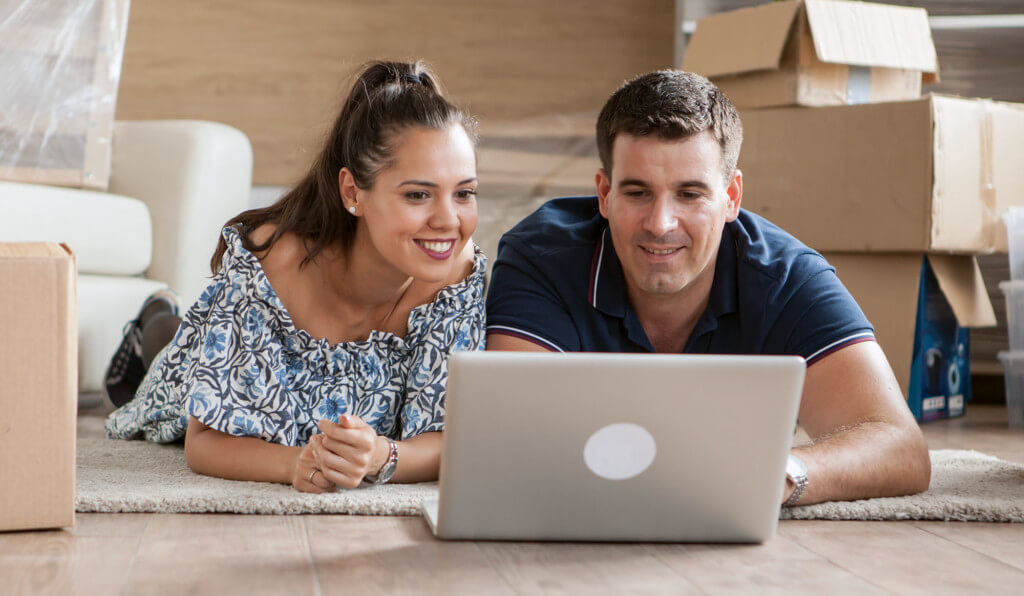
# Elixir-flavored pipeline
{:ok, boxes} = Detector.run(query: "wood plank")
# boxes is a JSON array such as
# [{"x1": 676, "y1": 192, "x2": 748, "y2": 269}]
[
  {"x1": 125, "y1": 514, "x2": 317, "y2": 595},
  {"x1": 915, "y1": 521, "x2": 1024, "y2": 574},
  {"x1": 116, "y1": 0, "x2": 674, "y2": 185},
  {"x1": 478, "y1": 148, "x2": 599, "y2": 189},
  {"x1": 69, "y1": 512, "x2": 150, "y2": 538},
  {"x1": 920, "y1": 405, "x2": 1024, "y2": 464},
  {"x1": 0, "y1": 532, "x2": 137, "y2": 596},
  {"x1": 781, "y1": 520, "x2": 1024, "y2": 593},
  {"x1": 646, "y1": 530, "x2": 880, "y2": 594},
  {"x1": 475, "y1": 539, "x2": 700, "y2": 594},
  {"x1": 306, "y1": 515, "x2": 515, "y2": 594}
]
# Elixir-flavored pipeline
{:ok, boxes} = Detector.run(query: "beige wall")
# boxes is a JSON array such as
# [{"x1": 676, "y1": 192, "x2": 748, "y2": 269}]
[{"x1": 116, "y1": 0, "x2": 674, "y2": 185}]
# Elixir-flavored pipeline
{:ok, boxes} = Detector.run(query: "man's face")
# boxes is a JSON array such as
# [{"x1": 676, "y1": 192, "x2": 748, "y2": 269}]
[{"x1": 596, "y1": 131, "x2": 742, "y2": 303}]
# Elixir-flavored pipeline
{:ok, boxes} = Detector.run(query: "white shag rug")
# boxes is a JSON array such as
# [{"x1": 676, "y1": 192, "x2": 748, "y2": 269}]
[{"x1": 76, "y1": 417, "x2": 1024, "y2": 521}]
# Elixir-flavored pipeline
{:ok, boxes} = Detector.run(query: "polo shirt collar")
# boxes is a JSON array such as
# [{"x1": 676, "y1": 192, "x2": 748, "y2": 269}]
[
  {"x1": 588, "y1": 226, "x2": 629, "y2": 318},
  {"x1": 587, "y1": 222, "x2": 740, "y2": 323}
]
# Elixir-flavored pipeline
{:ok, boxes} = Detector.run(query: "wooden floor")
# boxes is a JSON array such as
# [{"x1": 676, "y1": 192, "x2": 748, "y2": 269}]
[{"x1": 2, "y1": 406, "x2": 1023, "y2": 595}]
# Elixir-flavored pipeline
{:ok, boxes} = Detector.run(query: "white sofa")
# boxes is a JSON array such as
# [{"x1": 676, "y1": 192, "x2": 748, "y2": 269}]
[{"x1": 0, "y1": 120, "x2": 253, "y2": 393}]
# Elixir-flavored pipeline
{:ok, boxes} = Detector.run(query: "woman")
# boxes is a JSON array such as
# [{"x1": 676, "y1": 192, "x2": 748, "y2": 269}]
[{"x1": 104, "y1": 60, "x2": 485, "y2": 494}]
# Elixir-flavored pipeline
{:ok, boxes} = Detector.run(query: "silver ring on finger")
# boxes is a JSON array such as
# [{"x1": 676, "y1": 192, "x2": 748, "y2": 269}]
[{"x1": 308, "y1": 468, "x2": 319, "y2": 483}]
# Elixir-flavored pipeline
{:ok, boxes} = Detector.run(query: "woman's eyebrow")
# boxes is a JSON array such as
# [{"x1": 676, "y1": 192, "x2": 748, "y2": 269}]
[
  {"x1": 398, "y1": 180, "x2": 437, "y2": 188},
  {"x1": 397, "y1": 177, "x2": 478, "y2": 187}
]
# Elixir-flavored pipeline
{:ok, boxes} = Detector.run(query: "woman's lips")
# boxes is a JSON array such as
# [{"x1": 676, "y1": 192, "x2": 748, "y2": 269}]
[{"x1": 415, "y1": 239, "x2": 456, "y2": 260}]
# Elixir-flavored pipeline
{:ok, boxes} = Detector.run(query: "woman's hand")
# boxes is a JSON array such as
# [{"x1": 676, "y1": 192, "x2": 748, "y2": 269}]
[
  {"x1": 291, "y1": 433, "x2": 336, "y2": 493},
  {"x1": 315, "y1": 414, "x2": 387, "y2": 489}
]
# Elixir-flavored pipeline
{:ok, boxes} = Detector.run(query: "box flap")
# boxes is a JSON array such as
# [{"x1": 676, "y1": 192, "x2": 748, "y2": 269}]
[
  {"x1": 805, "y1": 0, "x2": 938, "y2": 73},
  {"x1": 926, "y1": 255, "x2": 996, "y2": 327},
  {"x1": 825, "y1": 253, "x2": 921, "y2": 395},
  {"x1": 682, "y1": 1, "x2": 802, "y2": 77},
  {"x1": 0, "y1": 242, "x2": 70, "y2": 259}
]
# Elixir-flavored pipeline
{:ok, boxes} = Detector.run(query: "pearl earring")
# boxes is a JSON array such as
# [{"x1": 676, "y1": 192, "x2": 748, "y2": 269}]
[{"x1": 348, "y1": 206, "x2": 356, "y2": 215}]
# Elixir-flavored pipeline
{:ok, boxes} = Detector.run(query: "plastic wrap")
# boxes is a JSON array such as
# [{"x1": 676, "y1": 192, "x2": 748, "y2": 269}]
[{"x1": 0, "y1": 0, "x2": 129, "y2": 190}]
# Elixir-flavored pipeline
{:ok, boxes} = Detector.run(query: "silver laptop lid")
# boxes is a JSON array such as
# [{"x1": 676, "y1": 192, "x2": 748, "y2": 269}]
[{"x1": 435, "y1": 351, "x2": 806, "y2": 543}]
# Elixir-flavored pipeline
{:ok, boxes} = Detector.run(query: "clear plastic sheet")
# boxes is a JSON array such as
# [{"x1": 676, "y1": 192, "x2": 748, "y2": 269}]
[{"x1": 0, "y1": 0, "x2": 129, "y2": 190}]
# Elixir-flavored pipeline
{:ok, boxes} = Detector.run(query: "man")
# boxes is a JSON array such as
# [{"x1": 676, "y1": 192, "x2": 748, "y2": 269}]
[{"x1": 484, "y1": 70, "x2": 931, "y2": 506}]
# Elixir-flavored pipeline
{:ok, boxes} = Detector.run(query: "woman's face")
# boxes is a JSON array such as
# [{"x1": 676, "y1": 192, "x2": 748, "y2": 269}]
[{"x1": 347, "y1": 124, "x2": 478, "y2": 284}]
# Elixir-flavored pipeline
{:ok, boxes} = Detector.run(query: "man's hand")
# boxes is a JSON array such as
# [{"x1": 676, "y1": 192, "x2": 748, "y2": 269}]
[{"x1": 315, "y1": 414, "x2": 388, "y2": 489}]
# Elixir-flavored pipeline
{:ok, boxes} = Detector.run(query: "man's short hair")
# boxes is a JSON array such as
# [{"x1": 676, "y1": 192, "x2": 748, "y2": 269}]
[{"x1": 596, "y1": 70, "x2": 743, "y2": 186}]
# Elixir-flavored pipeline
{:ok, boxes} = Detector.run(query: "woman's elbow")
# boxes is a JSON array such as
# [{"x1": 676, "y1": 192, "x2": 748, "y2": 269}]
[{"x1": 183, "y1": 427, "x2": 211, "y2": 475}]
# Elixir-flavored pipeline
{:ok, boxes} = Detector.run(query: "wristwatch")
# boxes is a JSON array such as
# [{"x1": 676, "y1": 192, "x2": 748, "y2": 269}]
[
  {"x1": 783, "y1": 454, "x2": 808, "y2": 507},
  {"x1": 365, "y1": 438, "x2": 398, "y2": 485}
]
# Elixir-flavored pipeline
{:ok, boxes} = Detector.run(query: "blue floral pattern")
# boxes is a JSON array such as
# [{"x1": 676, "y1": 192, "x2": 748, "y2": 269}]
[{"x1": 105, "y1": 225, "x2": 487, "y2": 445}]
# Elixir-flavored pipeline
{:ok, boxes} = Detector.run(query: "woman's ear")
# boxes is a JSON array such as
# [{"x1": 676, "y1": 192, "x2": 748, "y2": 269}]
[{"x1": 338, "y1": 167, "x2": 360, "y2": 215}]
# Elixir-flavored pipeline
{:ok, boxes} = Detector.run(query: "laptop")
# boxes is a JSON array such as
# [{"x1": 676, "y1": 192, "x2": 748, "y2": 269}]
[{"x1": 421, "y1": 351, "x2": 806, "y2": 543}]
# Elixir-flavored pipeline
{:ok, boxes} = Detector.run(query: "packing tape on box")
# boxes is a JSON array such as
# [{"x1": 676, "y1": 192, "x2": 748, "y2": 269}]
[
  {"x1": 979, "y1": 99, "x2": 998, "y2": 250},
  {"x1": 846, "y1": 66, "x2": 871, "y2": 105}
]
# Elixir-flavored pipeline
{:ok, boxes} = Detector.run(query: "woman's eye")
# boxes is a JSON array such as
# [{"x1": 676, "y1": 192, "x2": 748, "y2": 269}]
[
  {"x1": 456, "y1": 188, "x2": 477, "y2": 201},
  {"x1": 405, "y1": 190, "x2": 429, "y2": 201}
]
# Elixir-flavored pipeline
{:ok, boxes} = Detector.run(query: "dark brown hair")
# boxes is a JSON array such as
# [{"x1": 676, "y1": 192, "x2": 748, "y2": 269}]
[
  {"x1": 596, "y1": 70, "x2": 742, "y2": 186},
  {"x1": 210, "y1": 60, "x2": 477, "y2": 272}
]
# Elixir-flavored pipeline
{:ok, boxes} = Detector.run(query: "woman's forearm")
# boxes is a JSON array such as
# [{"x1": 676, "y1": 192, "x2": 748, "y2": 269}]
[
  {"x1": 184, "y1": 416, "x2": 301, "y2": 484},
  {"x1": 383, "y1": 431, "x2": 442, "y2": 484}
]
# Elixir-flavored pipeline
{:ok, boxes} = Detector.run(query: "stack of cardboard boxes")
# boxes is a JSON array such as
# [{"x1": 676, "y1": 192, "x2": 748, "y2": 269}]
[{"x1": 683, "y1": 0, "x2": 1024, "y2": 422}]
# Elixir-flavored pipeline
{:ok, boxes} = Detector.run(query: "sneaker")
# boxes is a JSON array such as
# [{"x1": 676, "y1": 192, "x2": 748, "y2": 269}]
[{"x1": 102, "y1": 288, "x2": 181, "y2": 410}]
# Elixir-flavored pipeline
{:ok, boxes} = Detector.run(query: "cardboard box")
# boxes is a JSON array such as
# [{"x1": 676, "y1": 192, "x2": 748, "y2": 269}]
[
  {"x1": 681, "y1": 0, "x2": 939, "y2": 109},
  {"x1": 740, "y1": 95, "x2": 1024, "y2": 254},
  {"x1": 0, "y1": 243, "x2": 76, "y2": 531},
  {"x1": 825, "y1": 253, "x2": 996, "y2": 422}
]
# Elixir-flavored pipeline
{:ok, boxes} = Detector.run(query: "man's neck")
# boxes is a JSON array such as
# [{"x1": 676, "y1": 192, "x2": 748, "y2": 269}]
[{"x1": 627, "y1": 265, "x2": 715, "y2": 354}]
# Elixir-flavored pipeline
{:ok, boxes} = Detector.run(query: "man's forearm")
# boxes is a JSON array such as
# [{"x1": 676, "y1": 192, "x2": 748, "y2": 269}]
[{"x1": 791, "y1": 419, "x2": 931, "y2": 505}]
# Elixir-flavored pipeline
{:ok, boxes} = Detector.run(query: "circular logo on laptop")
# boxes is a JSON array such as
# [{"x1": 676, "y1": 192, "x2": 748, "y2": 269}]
[{"x1": 583, "y1": 423, "x2": 657, "y2": 481}]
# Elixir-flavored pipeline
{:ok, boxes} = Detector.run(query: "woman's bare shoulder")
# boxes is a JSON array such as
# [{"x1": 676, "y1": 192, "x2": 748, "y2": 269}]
[{"x1": 248, "y1": 223, "x2": 304, "y2": 279}]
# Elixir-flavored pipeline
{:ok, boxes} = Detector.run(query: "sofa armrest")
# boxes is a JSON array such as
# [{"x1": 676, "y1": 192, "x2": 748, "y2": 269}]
[{"x1": 108, "y1": 120, "x2": 253, "y2": 308}]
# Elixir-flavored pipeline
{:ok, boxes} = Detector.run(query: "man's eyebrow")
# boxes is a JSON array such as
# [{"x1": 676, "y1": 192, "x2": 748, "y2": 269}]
[
  {"x1": 676, "y1": 180, "x2": 712, "y2": 191},
  {"x1": 616, "y1": 179, "x2": 712, "y2": 190}
]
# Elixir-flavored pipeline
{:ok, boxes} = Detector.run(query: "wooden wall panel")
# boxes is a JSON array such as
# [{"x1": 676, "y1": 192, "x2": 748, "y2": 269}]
[{"x1": 115, "y1": 0, "x2": 674, "y2": 185}]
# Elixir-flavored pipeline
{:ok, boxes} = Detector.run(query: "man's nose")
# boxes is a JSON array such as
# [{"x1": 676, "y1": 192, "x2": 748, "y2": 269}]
[{"x1": 644, "y1": 196, "x2": 678, "y2": 237}]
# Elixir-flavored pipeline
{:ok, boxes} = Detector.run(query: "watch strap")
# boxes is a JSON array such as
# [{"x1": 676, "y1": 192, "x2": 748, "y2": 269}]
[
  {"x1": 783, "y1": 454, "x2": 808, "y2": 507},
  {"x1": 365, "y1": 438, "x2": 398, "y2": 485}
]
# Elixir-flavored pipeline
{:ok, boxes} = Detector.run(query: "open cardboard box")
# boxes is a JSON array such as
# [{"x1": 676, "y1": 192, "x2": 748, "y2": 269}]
[
  {"x1": 682, "y1": 0, "x2": 939, "y2": 109},
  {"x1": 0, "y1": 243, "x2": 77, "y2": 531},
  {"x1": 740, "y1": 94, "x2": 1024, "y2": 254},
  {"x1": 826, "y1": 253, "x2": 996, "y2": 421}
]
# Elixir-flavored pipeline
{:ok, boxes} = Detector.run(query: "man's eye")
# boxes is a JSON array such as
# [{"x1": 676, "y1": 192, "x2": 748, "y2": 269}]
[{"x1": 624, "y1": 190, "x2": 647, "y2": 198}]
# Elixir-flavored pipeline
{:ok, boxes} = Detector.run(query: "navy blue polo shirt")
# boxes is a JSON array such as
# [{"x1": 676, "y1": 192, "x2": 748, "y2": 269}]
[{"x1": 486, "y1": 196, "x2": 874, "y2": 364}]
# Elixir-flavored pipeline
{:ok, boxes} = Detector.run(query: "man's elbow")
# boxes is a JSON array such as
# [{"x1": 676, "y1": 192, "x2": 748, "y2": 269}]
[{"x1": 899, "y1": 424, "x2": 932, "y2": 496}]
